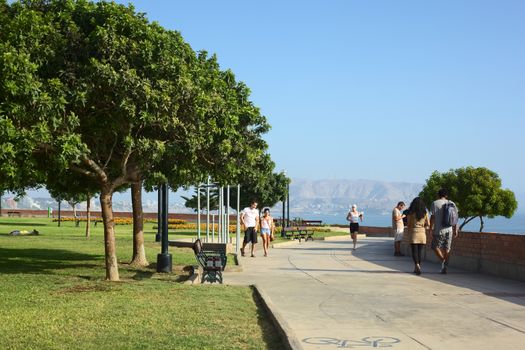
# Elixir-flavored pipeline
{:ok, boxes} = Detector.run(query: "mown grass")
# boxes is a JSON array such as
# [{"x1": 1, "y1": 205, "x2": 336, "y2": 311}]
[{"x1": 0, "y1": 217, "x2": 284, "y2": 350}]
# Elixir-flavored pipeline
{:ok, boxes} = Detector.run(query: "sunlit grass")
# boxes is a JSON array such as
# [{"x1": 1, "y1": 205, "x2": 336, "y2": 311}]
[{"x1": 0, "y1": 217, "x2": 284, "y2": 349}]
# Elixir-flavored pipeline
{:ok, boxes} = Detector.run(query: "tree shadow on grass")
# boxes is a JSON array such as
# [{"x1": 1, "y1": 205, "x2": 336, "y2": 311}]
[
  {"x1": 0, "y1": 222, "x2": 48, "y2": 227},
  {"x1": 0, "y1": 247, "x2": 102, "y2": 275}
]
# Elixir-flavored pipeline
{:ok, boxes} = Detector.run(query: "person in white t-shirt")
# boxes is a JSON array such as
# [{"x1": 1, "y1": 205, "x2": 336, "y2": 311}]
[{"x1": 240, "y1": 200, "x2": 260, "y2": 257}]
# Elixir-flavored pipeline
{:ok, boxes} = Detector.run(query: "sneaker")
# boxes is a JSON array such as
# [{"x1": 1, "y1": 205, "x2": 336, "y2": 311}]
[{"x1": 440, "y1": 266, "x2": 447, "y2": 274}]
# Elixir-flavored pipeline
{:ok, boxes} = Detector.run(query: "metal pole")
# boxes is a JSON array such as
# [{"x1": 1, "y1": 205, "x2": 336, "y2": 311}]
[
  {"x1": 218, "y1": 186, "x2": 223, "y2": 243},
  {"x1": 282, "y1": 199, "x2": 285, "y2": 231},
  {"x1": 157, "y1": 183, "x2": 172, "y2": 272},
  {"x1": 162, "y1": 184, "x2": 169, "y2": 254},
  {"x1": 156, "y1": 187, "x2": 161, "y2": 242},
  {"x1": 212, "y1": 214, "x2": 215, "y2": 243},
  {"x1": 236, "y1": 184, "x2": 241, "y2": 253},
  {"x1": 206, "y1": 177, "x2": 210, "y2": 242},
  {"x1": 197, "y1": 186, "x2": 201, "y2": 240},
  {"x1": 226, "y1": 185, "x2": 230, "y2": 243},
  {"x1": 287, "y1": 183, "x2": 290, "y2": 227}
]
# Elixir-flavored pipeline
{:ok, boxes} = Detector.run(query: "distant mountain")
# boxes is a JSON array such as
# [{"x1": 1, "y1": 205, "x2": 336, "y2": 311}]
[
  {"x1": 286, "y1": 179, "x2": 423, "y2": 215},
  {"x1": 2, "y1": 179, "x2": 422, "y2": 215}
]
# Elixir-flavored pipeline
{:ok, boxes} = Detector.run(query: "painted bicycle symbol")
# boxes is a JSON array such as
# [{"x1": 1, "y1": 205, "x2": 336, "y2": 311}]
[{"x1": 303, "y1": 336, "x2": 401, "y2": 348}]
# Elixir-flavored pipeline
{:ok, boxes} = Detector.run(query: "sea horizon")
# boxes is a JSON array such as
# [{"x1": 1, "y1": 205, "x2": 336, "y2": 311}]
[{"x1": 291, "y1": 212, "x2": 525, "y2": 236}]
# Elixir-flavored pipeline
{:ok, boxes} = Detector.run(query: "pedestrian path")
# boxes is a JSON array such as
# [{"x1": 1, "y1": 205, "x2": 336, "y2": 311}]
[{"x1": 226, "y1": 236, "x2": 525, "y2": 350}]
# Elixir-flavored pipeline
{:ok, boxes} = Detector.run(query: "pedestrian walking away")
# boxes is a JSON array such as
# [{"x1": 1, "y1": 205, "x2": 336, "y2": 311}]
[
  {"x1": 430, "y1": 188, "x2": 459, "y2": 274},
  {"x1": 240, "y1": 200, "x2": 260, "y2": 257},
  {"x1": 346, "y1": 204, "x2": 364, "y2": 250},
  {"x1": 392, "y1": 201, "x2": 406, "y2": 256},
  {"x1": 407, "y1": 197, "x2": 430, "y2": 275}
]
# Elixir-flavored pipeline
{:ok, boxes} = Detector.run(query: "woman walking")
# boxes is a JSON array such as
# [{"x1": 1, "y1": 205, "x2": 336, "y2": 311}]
[
  {"x1": 407, "y1": 197, "x2": 430, "y2": 275},
  {"x1": 346, "y1": 204, "x2": 363, "y2": 250},
  {"x1": 260, "y1": 208, "x2": 275, "y2": 257}
]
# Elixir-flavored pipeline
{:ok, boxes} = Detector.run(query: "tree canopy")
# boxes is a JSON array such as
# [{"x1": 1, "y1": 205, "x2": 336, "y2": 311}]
[
  {"x1": 419, "y1": 167, "x2": 518, "y2": 232},
  {"x1": 0, "y1": 0, "x2": 273, "y2": 280}
]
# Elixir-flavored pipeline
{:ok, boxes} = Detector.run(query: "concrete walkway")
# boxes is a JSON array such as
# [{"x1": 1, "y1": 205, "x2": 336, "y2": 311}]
[{"x1": 226, "y1": 236, "x2": 525, "y2": 350}]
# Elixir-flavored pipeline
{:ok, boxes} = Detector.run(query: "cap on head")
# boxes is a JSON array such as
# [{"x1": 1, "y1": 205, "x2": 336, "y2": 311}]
[{"x1": 351, "y1": 204, "x2": 357, "y2": 208}]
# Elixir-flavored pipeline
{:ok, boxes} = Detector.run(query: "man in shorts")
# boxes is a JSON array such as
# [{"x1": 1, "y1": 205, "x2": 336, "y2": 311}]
[
  {"x1": 240, "y1": 200, "x2": 260, "y2": 257},
  {"x1": 430, "y1": 188, "x2": 459, "y2": 274},
  {"x1": 392, "y1": 201, "x2": 406, "y2": 256}
]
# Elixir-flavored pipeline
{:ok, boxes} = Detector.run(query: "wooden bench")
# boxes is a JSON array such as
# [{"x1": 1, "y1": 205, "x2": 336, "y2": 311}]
[
  {"x1": 281, "y1": 226, "x2": 314, "y2": 242},
  {"x1": 192, "y1": 239, "x2": 227, "y2": 284},
  {"x1": 7, "y1": 211, "x2": 21, "y2": 217}
]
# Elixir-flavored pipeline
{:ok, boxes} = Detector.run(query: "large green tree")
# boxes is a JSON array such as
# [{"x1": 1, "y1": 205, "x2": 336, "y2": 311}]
[
  {"x1": 419, "y1": 167, "x2": 518, "y2": 232},
  {"x1": 0, "y1": 0, "x2": 271, "y2": 280}
]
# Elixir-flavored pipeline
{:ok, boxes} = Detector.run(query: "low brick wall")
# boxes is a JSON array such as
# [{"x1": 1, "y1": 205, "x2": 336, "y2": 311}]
[
  {"x1": 0, "y1": 209, "x2": 234, "y2": 222},
  {"x1": 402, "y1": 229, "x2": 525, "y2": 282}
]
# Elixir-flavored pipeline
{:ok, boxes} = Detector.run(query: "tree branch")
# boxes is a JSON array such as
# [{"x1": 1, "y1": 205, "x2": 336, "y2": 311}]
[{"x1": 81, "y1": 155, "x2": 108, "y2": 183}]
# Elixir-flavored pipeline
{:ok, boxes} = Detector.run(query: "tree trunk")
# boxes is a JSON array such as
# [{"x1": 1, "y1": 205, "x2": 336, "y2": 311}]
[
  {"x1": 130, "y1": 180, "x2": 148, "y2": 267},
  {"x1": 459, "y1": 216, "x2": 477, "y2": 231},
  {"x1": 69, "y1": 201, "x2": 77, "y2": 218},
  {"x1": 479, "y1": 215, "x2": 484, "y2": 232},
  {"x1": 85, "y1": 194, "x2": 91, "y2": 239},
  {"x1": 100, "y1": 189, "x2": 119, "y2": 281}
]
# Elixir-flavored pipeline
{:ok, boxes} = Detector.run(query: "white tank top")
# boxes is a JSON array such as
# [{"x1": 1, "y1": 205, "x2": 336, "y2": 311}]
[
  {"x1": 348, "y1": 211, "x2": 360, "y2": 223},
  {"x1": 261, "y1": 217, "x2": 272, "y2": 229}
]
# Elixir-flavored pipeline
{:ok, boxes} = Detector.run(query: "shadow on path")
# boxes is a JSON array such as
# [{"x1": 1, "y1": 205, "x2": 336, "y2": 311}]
[{"x1": 289, "y1": 238, "x2": 525, "y2": 307}]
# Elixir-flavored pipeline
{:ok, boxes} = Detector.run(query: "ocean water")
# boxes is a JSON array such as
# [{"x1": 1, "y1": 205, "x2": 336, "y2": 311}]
[{"x1": 292, "y1": 212, "x2": 525, "y2": 235}]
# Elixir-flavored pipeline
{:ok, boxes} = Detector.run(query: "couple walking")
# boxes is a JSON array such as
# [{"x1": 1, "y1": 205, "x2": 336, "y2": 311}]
[
  {"x1": 240, "y1": 200, "x2": 275, "y2": 258},
  {"x1": 394, "y1": 188, "x2": 459, "y2": 275}
]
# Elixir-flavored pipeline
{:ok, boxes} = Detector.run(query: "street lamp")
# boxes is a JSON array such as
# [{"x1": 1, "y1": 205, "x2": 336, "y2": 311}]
[{"x1": 156, "y1": 183, "x2": 172, "y2": 272}]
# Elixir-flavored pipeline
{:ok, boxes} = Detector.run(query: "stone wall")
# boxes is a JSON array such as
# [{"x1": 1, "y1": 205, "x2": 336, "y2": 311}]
[{"x1": 402, "y1": 229, "x2": 525, "y2": 282}]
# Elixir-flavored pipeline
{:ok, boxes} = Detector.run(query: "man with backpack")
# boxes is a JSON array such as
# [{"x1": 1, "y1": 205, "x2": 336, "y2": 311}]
[{"x1": 430, "y1": 188, "x2": 459, "y2": 274}]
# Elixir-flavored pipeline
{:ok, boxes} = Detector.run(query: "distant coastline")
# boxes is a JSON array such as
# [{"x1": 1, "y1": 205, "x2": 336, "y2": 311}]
[{"x1": 294, "y1": 212, "x2": 525, "y2": 235}]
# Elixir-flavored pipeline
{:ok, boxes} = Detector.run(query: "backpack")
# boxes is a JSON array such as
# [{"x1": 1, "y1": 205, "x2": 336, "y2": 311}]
[{"x1": 441, "y1": 201, "x2": 458, "y2": 227}]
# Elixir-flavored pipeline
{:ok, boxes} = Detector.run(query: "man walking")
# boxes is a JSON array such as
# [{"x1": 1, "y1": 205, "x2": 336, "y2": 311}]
[
  {"x1": 240, "y1": 200, "x2": 260, "y2": 257},
  {"x1": 392, "y1": 201, "x2": 406, "y2": 256},
  {"x1": 430, "y1": 188, "x2": 459, "y2": 274}
]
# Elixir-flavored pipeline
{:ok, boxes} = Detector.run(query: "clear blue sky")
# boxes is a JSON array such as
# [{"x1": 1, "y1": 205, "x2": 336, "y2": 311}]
[{"x1": 115, "y1": 1, "x2": 524, "y2": 199}]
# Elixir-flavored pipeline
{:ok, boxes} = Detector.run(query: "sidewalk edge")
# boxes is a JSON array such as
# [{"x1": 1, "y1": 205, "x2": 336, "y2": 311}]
[{"x1": 252, "y1": 284, "x2": 303, "y2": 350}]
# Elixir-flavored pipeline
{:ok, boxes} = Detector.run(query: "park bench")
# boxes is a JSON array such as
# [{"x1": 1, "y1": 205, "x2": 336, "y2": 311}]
[
  {"x1": 192, "y1": 239, "x2": 227, "y2": 284},
  {"x1": 7, "y1": 211, "x2": 21, "y2": 217},
  {"x1": 281, "y1": 226, "x2": 314, "y2": 242}
]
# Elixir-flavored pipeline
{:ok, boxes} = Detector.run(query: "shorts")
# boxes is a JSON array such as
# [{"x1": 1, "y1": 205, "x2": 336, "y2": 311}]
[
  {"x1": 243, "y1": 227, "x2": 258, "y2": 244},
  {"x1": 349, "y1": 223, "x2": 359, "y2": 234},
  {"x1": 261, "y1": 228, "x2": 270, "y2": 235},
  {"x1": 394, "y1": 227, "x2": 404, "y2": 242},
  {"x1": 431, "y1": 227, "x2": 453, "y2": 252}
]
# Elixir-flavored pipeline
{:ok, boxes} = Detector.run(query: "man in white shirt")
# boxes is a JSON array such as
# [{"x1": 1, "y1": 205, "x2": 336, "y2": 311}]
[{"x1": 240, "y1": 200, "x2": 260, "y2": 257}]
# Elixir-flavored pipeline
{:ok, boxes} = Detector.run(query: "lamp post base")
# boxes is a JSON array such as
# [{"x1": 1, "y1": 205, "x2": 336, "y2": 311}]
[{"x1": 156, "y1": 253, "x2": 172, "y2": 273}]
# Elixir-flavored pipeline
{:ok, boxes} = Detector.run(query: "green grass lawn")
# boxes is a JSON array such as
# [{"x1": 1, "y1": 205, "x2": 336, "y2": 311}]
[{"x1": 0, "y1": 217, "x2": 285, "y2": 350}]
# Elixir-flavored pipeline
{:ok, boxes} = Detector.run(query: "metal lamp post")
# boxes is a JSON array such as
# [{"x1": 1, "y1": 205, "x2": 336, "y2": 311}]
[{"x1": 156, "y1": 183, "x2": 172, "y2": 272}]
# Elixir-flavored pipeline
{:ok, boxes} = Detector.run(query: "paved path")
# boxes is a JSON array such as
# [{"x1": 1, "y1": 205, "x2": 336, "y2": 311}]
[{"x1": 226, "y1": 236, "x2": 525, "y2": 350}]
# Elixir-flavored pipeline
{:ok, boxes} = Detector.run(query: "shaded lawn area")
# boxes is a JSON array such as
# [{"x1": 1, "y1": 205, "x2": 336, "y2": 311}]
[{"x1": 0, "y1": 218, "x2": 285, "y2": 349}]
